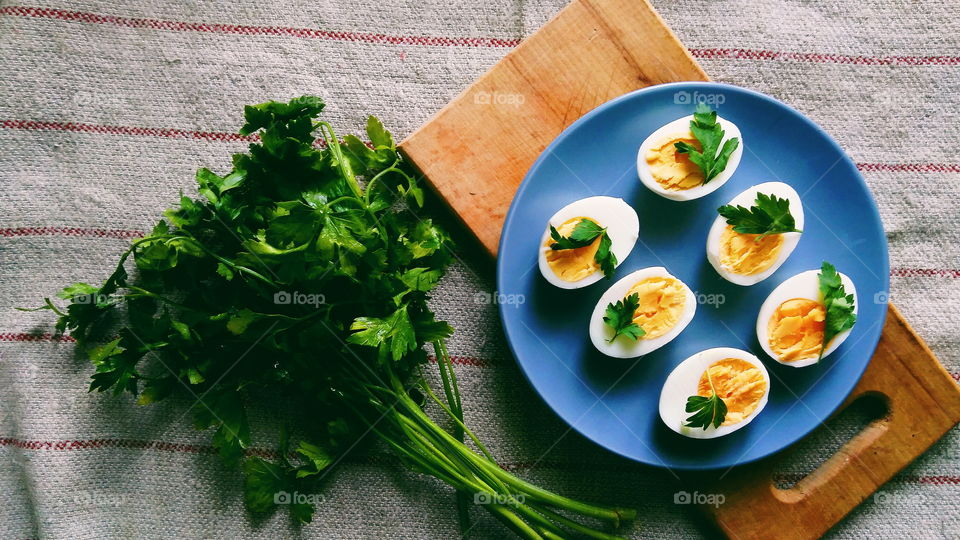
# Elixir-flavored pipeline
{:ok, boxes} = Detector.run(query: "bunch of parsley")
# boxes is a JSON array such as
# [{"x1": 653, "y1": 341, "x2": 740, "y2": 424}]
[{"x1": 27, "y1": 97, "x2": 634, "y2": 538}]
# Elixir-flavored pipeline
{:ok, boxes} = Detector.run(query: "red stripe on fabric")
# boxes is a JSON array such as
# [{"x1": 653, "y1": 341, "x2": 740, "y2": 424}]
[
  {"x1": 0, "y1": 6, "x2": 520, "y2": 48},
  {"x1": 428, "y1": 355, "x2": 495, "y2": 367},
  {"x1": 0, "y1": 333, "x2": 497, "y2": 367},
  {"x1": 0, "y1": 436, "x2": 277, "y2": 458},
  {"x1": 0, "y1": 119, "x2": 251, "y2": 142},
  {"x1": 5, "y1": 7, "x2": 958, "y2": 65},
  {"x1": 857, "y1": 163, "x2": 960, "y2": 174},
  {"x1": 1, "y1": 437, "x2": 958, "y2": 483},
  {"x1": 2, "y1": 333, "x2": 957, "y2": 386},
  {"x1": 689, "y1": 48, "x2": 960, "y2": 66},
  {"x1": 0, "y1": 333, "x2": 75, "y2": 343},
  {"x1": 890, "y1": 267, "x2": 960, "y2": 279},
  {"x1": 3, "y1": 227, "x2": 960, "y2": 282},
  {"x1": 3, "y1": 119, "x2": 960, "y2": 177},
  {"x1": 0, "y1": 227, "x2": 144, "y2": 239},
  {"x1": 913, "y1": 475, "x2": 960, "y2": 485}
]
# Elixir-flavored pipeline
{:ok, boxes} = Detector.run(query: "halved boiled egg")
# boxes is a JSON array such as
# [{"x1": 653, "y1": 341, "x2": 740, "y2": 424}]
[
  {"x1": 636, "y1": 113, "x2": 743, "y2": 201},
  {"x1": 706, "y1": 182, "x2": 804, "y2": 286},
  {"x1": 588, "y1": 267, "x2": 696, "y2": 358},
  {"x1": 659, "y1": 347, "x2": 770, "y2": 439},
  {"x1": 756, "y1": 269, "x2": 858, "y2": 367},
  {"x1": 538, "y1": 196, "x2": 639, "y2": 289}
]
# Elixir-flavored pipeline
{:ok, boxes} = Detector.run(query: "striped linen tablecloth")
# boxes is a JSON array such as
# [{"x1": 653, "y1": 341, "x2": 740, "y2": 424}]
[{"x1": 1, "y1": 0, "x2": 958, "y2": 538}]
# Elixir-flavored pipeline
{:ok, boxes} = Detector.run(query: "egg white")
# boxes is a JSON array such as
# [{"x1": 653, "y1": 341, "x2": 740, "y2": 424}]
[
  {"x1": 636, "y1": 114, "x2": 743, "y2": 201},
  {"x1": 659, "y1": 347, "x2": 770, "y2": 439},
  {"x1": 706, "y1": 182, "x2": 804, "y2": 286},
  {"x1": 756, "y1": 269, "x2": 859, "y2": 367},
  {"x1": 588, "y1": 267, "x2": 696, "y2": 358},
  {"x1": 537, "y1": 196, "x2": 639, "y2": 289}
]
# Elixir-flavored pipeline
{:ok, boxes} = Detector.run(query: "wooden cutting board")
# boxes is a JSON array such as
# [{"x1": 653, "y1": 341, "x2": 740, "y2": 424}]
[{"x1": 399, "y1": 0, "x2": 960, "y2": 538}]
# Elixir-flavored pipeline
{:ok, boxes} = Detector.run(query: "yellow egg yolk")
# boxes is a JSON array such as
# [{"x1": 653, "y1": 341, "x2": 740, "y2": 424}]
[
  {"x1": 544, "y1": 217, "x2": 601, "y2": 281},
  {"x1": 624, "y1": 277, "x2": 686, "y2": 339},
  {"x1": 645, "y1": 132, "x2": 704, "y2": 190},
  {"x1": 719, "y1": 225, "x2": 784, "y2": 275},
  {"x1": 697, "y1": 358, "x2": 768, "y2": 426},
  {"x1": 767, "y1": 298, "x2": 826, "y2": 362}
]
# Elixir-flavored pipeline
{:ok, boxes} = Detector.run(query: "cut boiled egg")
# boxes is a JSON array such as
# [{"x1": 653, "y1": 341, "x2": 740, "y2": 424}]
[
  {"x1": 538, "y1": 196, "x2": 639, "y2": 289},
  {"x1": 706, "y1": 182, "x2": 804, "y2": 286},
  {"x1": 659, "y1": 347, "x2": 770, "y2": 439},
  {"x1": 636, "y1": 113, "x2": 742, "y2": 201},
  {"x1": 756, "y1": 269, "x2": 858, "y2": 367},
  {"x1": 588, "y1": 267, "x2": 696, "y2": 358}
]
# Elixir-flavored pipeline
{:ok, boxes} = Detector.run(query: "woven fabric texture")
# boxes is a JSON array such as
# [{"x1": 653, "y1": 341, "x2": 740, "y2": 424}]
[{"x1": 1, "y1": 0, "x2": 958, "y2": 538}]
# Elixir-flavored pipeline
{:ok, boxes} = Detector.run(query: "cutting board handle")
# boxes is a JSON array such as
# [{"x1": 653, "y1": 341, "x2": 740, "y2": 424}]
[{"x1": 701, "y1": 305, "x2": 960, "y2": 539}]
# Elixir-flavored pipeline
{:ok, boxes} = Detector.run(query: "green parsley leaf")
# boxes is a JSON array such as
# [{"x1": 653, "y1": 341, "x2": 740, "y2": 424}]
[
  {"x1": 242, "y1": 457, "x2": 289, "y2": 513},
  {"x1": 366, "y1": 115, "x2": 394, "y2": 149},
  {"x1": 683, "y1": 369, "x2": 727, "y2": 430},
  {"x1": 294, "y1": 441, "x2": 335, "y2": 479},
  {"x1": 56, "y1": 282, "x2": 99, "y2": 301},
  {"x1": 674, "y1": 103, "x2": 740, "y2": 183},
  {"x1": 818, "y1": 261, "x2": 857, "y2": 359},
  {"x1": 548, "y1": 219, "x2": 602, "y2": 250},
  {"x1": 602, "y1": 293, "x2": 646, "y2": 342},
  {"x1": 548, "y1": 219, "x2": 617, "y2": 278},
  {"x1": 595, "y1": 232, "x2": 617, "y2": 279},
  {"x1": 717, "y1": 192, "x2": 803, "y2": 238},
  {"x1": 399, "y1": 267, "x2": 443, "y2": 292},
  {"x1": 348, "y1": 306, "x2": 418, "y2": 362}
]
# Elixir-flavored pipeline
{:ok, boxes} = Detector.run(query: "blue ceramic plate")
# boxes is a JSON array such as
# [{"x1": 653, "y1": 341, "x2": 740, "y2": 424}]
[{"x1": 496, "y1": 82, "x2": 889, "y2": 470}]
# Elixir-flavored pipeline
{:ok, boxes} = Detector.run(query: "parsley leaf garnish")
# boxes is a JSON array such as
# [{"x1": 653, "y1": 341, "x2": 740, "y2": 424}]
[
  {"x1": 818, "y1": 261, "x2": 857, "y2": 359},
  {"x1": 684, "y1": 369, "x2": 728, "y2": 430},
  {"x1": 673, "y1": 103, "x2": 740, "y2": 183},
  {"x1": 717, "y1": 192, "x2": 803, "y2": 239},
  {"x1": 549, "y1": 219, "x2": 618, "y2": 278},
  {"x1": 602, "y1": 293, "x2": 646, "y2": 343}
]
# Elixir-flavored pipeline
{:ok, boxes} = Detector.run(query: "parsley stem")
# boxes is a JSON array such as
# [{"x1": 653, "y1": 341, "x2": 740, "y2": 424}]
[
  {"x1": 431, "y1": 340, "x2": 471, "y2": 531},
  {"x1": 126, "y1": 286, "x2": 202, "y2": 313},
  {"x1": 192, "y1": 246, "x2": 280, "y2": 289},
  {"x1": 508, "y1": 503, "x2": 568, "y2": 538},
  {"x1": 392, "y1": 384, "x2": 633, "y2": 524},
  {"x1": 363, "y1": 164, "x2": 395, "y2": 206},
  {"x1": 44, "y1": 297, "x2": 67, "y2": 317},
  {"x1": 419, "y1": 379, "x2": 496, "y2": 462},
  {"x1": 485, "y1": 505, "x2": 544, "y2": 540},
  {"x1": 317, "y1": 122, "x2": 363, "y2": 199},
  {"x1": 342, "y1": 358, "x2": 633, "y2": 535},
  {"x1": 526, "y1": 503, "x2": 628, "y2": 540},
  {"x1": 323, "y1": 195, "x2": 363, "y2": 210}
]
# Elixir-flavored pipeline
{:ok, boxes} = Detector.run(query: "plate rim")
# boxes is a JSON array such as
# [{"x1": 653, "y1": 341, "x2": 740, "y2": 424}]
[{"x1": 495, "y1": 81, "x2": 890, "y2": 471}]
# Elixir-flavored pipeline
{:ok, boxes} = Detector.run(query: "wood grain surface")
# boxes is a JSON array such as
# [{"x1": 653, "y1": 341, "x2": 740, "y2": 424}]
[
  {"x1": 401, "y1": 0, "x2": 706, "y2": 256},
  {"x1": 398, "y1": 0, "x2": 960, "y2": 538}
]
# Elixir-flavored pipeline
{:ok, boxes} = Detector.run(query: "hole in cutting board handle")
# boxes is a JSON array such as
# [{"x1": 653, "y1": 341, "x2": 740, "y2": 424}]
[{"x1": 770, "y1": 392, "x2": 890, "y2": 503}]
